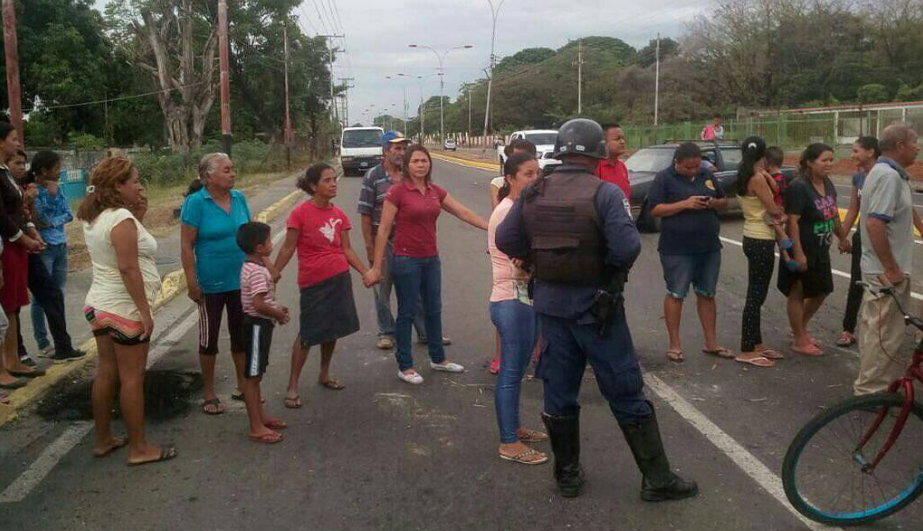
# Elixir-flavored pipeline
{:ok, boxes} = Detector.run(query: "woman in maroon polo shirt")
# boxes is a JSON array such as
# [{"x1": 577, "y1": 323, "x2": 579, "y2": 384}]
[{"x1": 366, "y1": 145, "x2": 488, "y2": 385}]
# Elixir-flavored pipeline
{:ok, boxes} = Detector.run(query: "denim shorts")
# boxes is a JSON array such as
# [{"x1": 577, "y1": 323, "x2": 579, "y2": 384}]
[{"x1": 660, "y1": 250, "x2": 721, "y2": 299}]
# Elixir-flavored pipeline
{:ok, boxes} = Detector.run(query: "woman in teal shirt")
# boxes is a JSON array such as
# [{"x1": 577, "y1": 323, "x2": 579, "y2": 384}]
[{"x1": 181, "y1": 153, "x2": 252, "y2": 415}]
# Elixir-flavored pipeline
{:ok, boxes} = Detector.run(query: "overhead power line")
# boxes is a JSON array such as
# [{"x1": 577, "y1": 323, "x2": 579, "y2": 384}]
[{"x1": 22, "y1": 81, "x2": 210, "y2": 113}]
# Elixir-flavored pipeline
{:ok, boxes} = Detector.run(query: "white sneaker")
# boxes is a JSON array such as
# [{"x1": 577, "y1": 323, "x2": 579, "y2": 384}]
[
  {"x1": 430, "y1": 361, "x2": 465, "y2": 373},
  {"x1": 398, "y1": 371, "x2": 424, "y2": 385}
]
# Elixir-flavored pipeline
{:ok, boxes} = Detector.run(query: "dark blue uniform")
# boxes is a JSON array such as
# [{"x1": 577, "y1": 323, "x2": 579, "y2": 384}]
[{"x1": 496, "y1": 163, "x2": 651, "y2": 422}]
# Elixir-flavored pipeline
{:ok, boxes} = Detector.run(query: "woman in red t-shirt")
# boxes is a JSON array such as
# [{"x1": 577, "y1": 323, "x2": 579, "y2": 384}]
[
  {"x1": 275, "y1": 163, "x2": 371, "y2": 408},
  {"x1": 366, "y1": 145, "x2": 489, "y2": 385}
]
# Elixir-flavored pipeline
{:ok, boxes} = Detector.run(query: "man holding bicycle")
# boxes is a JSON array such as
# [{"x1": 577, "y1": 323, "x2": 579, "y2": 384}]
[{"x1": 855, "y1": 124, "x2": 923, "y2": 396}]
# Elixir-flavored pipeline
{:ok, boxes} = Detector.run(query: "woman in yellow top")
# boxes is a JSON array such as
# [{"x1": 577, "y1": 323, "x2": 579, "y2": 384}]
[{"x1": 735, "y1": 137, "x2": 786, "y2": 368}]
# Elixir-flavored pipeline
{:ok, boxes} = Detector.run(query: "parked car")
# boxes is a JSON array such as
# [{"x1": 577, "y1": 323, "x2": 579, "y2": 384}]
[
  {"x1": 498, "y1": 129, "x2": 561, "y2": 172},
  {"x1": 444, "y1": 138, "x2": 457, "y2": 151},
  {"x1": 626, "y1": 141, "x2": 796, "y2": 232}
]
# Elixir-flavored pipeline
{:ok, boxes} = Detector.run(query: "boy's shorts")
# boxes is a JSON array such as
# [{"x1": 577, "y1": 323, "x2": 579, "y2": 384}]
[
  {"x1": 243, "y1": 315, "x2": 274, "y2": 379},
  {"x1": 660, "y1": 250, "x2": 721, "y2": 300}
]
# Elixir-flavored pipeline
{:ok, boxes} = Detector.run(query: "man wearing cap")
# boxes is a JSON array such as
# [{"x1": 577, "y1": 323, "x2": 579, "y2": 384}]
[
  {"x1": 496, "y1": 118, "x2": 697, "y2": 503},
  {"x1": 358, "y1": 132, "x2": 447, "y2": 350}
]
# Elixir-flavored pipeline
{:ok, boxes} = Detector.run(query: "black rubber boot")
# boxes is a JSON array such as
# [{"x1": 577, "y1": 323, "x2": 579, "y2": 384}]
[
  {"x1": 541, "y1": 412, "x2": 584, "y2": 498},
  {"x1": 619, "y1": 405, "x2": 698, "y2": 502}
]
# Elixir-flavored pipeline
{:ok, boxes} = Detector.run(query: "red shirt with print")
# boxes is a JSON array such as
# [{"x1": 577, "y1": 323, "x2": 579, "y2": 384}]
[
  {"x1": 385, "y1": 179, "x2": 448, "y2": 258},
  {"x1": 286, "y1": 201, "x2": 352, "y2": 288},
  {"x1": 596, "y1": 158, "x2": 631, "y2": 204}
]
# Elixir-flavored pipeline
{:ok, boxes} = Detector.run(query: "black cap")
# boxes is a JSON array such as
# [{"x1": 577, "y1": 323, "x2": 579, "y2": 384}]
[{"x1": 553, "y1": 118, "x2": 607, "y2": 160}]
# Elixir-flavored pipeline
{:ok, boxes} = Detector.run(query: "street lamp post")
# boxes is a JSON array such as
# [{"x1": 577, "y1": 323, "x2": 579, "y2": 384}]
[
  {"x1": 408, "y1": 43, "x2": 474, "y2": 142},
  {"x1": 483, "y1": 0, "x2": 506, "y2": 147},
  {"x1": 399, "y1": 73, "x2": 427, "y2": 143},
  {"x1": 385, "y1": 76, "x2": 409, "y2": 133}
]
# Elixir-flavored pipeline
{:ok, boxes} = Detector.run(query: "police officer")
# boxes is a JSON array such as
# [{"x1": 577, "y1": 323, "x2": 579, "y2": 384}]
[{"x1": 496, "y1": 119, "x2": 697, "y2": 501}]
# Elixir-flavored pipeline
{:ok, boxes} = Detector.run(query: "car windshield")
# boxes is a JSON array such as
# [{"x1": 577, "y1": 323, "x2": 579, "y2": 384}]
[
  {"x1": 524, "y1": 133, "x2": 557, "y2": 146},
  {"x1": 625, "y1": 148, "x2": 674, "y2": 174},
  {"x1": 342, "y1": 130, "x2": 382, "y2": 148}
]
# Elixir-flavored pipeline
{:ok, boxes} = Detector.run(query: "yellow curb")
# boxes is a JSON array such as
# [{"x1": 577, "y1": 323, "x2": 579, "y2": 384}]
[
  {"x1": 837, "y1": 207, "x2": 921, "y2": 237},
  {"x1": 431, "y1": 152, "x2": 499, "y2": 172},
  {"x1": 0, "y1": 189, "x2": 304, "y2": 427}
]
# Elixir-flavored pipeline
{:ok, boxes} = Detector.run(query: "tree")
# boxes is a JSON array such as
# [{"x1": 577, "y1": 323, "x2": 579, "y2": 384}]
[
  {"x1": 857, "y1": 84, "x2": 891, "y2": 103},
  {"x1": 107, "y1": 0, "x2": 218, "y2": 153},
  {"x1": 635, "y1": 37, "x2": 680, "y2": 68}
]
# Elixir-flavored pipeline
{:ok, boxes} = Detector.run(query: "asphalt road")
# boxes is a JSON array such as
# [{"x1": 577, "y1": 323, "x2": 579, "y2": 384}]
[{"x1": 1, "y1": 159, "x2": 921, "y2": 530}]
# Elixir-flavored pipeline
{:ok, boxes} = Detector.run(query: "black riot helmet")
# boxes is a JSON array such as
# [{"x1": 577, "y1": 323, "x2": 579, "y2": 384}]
[{"x1": 552, "y1": 118, "x2": 607, "y2": 160}]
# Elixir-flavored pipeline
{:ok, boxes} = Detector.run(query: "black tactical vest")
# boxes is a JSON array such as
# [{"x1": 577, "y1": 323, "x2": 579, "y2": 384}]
[{"x1": 521, "y1": 170, "x2": 608, "y2": 286}]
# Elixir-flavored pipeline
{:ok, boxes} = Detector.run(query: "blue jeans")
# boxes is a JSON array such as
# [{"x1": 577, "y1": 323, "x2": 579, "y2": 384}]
[
  {"x1": 373, "y1": 240, "x2": 426, "y2": 339},
  {"x1": 537, "y1": 313, "x2": 651, "y2": 422},
  {"x1": 392, "y1": 255, "x2": 445, "y2": 371},
  {"x1": 31, "y1": 243, "x2": 68, "y2": 348},
  {"x1": 491, "y1": 300, "x2": 536, "y2": 444}
]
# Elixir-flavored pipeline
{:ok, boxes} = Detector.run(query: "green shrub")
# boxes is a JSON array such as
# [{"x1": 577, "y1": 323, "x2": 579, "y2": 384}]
[{"x1": 70, "y1": 133, "x2": 106, "y2": 151}]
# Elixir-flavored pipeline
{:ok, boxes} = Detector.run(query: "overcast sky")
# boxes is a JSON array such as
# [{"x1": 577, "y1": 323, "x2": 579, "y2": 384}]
[{"x1": 94, "y1": 0, "x2": 719, "y2": 128}]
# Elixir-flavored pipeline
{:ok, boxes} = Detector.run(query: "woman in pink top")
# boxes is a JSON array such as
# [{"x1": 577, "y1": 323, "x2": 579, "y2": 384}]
[
  {"x1": 366, "y1": 145, "x2": 488, "y2": 385},
  {"x1": 489, "y1": 153, "x2": 549, "y2": 465},
  {"x1": 275, "y1": 163, "x2": 371, "y2": 408}
]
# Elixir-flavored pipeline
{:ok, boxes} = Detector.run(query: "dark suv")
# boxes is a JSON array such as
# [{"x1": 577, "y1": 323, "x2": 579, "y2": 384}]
[{"x1": 625, "y1": 141, "x2": 794, "y2": 232}]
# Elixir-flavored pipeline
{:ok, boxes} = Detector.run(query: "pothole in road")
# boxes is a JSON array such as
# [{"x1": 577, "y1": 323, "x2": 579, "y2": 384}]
[{"x1": 36, "y1": 370, "x2": 203, "y2": 422}]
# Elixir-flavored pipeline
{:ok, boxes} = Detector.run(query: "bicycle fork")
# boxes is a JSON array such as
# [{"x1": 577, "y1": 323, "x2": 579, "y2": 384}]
[{"x1": 854, "y1": 355, "x2": 922, "y2": 473}]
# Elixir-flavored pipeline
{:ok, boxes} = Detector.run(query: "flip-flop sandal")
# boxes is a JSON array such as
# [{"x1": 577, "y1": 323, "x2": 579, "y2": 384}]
[
  {"x1": 702, "y1": 348, "x2": 735, "y2": 359},
  {"x1": 202, "y1": 398, "x2": 225, "y2": 415},
  {"x1": 836, "y1": 333, "x2": 857, "y2": 347},
  {"x1": 499, "y1": 447, "x2": 548, "y2": 465},
  {"x1": 0, "y1": 379, "x2": 26, "y2": 390},
  {"x1": 758, "y1": 349, "x2": 784, "y2": 360},
  {"x1": 319, "y1": 379, "x2": 345, "y2": 391},
  {"x1": 734, "y1": 356, "x2": 775, "y2": 368},
  {"x1": 518, "y1": 429, "x2": 548, "y2": 443},
  {"x1": 791, "y1": 343, "x2": 824, "y2": 357},
  {"x1": 264, "y1": 419, "x2": 287, "y2": 430},
  {"x1": 128, "y1": 445, "x2": 178, "y2": 467},
  {"x1": 666, "y1": 349, "x2": 684, "y2": 363},
  {"x1": 10, "y1": 368, "x2": 46, "y2": 378},
  {"x1": 94, "y1": 437, "x2": 128, "y2": 458},
  {"x1": 249, "y1": 431, "x2": 283, "y2": 445},
  {"x1": 284, "y1": 396, "x2": 302, "y2": 409}
]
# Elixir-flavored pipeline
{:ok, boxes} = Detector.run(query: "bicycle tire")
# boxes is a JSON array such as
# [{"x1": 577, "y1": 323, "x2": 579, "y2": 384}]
[{"x1": 782, "y1": 393, "x2": 923, "y2": 526}]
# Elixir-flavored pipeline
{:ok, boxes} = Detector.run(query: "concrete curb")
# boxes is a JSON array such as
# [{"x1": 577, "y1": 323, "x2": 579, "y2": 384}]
[
  {"x1": 430, "y1": 152, "x2": 499, "y2": 172},
  {"x1": 0, "y1": 189, "x2": 305, "y2": 427}
]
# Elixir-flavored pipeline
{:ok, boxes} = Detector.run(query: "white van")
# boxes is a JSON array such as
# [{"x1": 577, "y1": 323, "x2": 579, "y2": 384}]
[
  {"x1": 340, "y1": 126, "x2": 384, "y2": 176},
  {"x1": 498, "y1": 129, "x2": 560, "y2": 171}
]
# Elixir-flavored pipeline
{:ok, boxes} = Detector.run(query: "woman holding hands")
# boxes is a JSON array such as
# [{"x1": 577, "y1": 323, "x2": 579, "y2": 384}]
[{"x1": 366, "y1": 145, "x2": 488, "y2": 385}]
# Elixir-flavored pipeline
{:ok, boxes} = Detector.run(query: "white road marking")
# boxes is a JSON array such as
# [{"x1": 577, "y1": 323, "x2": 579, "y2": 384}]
[
  {"x1": 0, "y1": 228, "x2": 288, "y2": 504},
  {"x1": 645, "y1": 373, "x2": 844, "y2": 531},
  {"x1": 719, "y1": 235, "x2": 923, "y2": 301}
]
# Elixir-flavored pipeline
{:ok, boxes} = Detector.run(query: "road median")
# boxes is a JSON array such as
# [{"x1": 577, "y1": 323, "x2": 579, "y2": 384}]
[
  {"x1": 430, "y1": 151, "x2": 499, "y2": 172},
  {"x1": 0, "y1": 189, "x2": 305, "y2": 427}
]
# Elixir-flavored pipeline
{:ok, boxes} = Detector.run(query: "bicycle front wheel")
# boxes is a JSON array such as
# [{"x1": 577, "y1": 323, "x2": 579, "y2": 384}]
[{"x1": 782, "y1": 393, "x2": 923, "y2": 526}]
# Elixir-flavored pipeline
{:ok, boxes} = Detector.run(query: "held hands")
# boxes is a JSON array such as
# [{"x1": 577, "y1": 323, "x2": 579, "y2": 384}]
[
  {"x1": 276, "y1": 306, "x2": 291, "y2": 325},
  {"x1": 837, "y1": 237, "x2": 853, "y2": 254},
  {"x1": 21, "y1": 235, "x2": 45, "y2": 253},
  {"x1": 363, "y1": 268, "x2": 382, "y2": 288}
]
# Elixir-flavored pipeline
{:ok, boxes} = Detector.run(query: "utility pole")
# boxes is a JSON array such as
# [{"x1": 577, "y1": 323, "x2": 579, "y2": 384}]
[
  {"x1": 283, "y1": 22, "x2": 293, "y2": 169},
  {"x1": 467, "y1": 87, "x2": 472, "y2": 137},
  {"x1": 483, "y1": 0, "x2": 506, "y2": 146},
  {"x1": 319, "y1": 34, "x2": 344, "y2": 128},
  {"x1": 575, "y1": 40, "x2": 585, "y2": 115},
  {"x1": 2, "y1": 0, "x2": 21, "y2": 144},
  {"x1": 339, "y1": 77, "x2": 354, "y2": 125},
  {"x1": 654, "y1": 33, "x2": 661, "y2": 127},
  {"x1": 218, "y1": 0, "x2": 232, "y2": 156}
]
